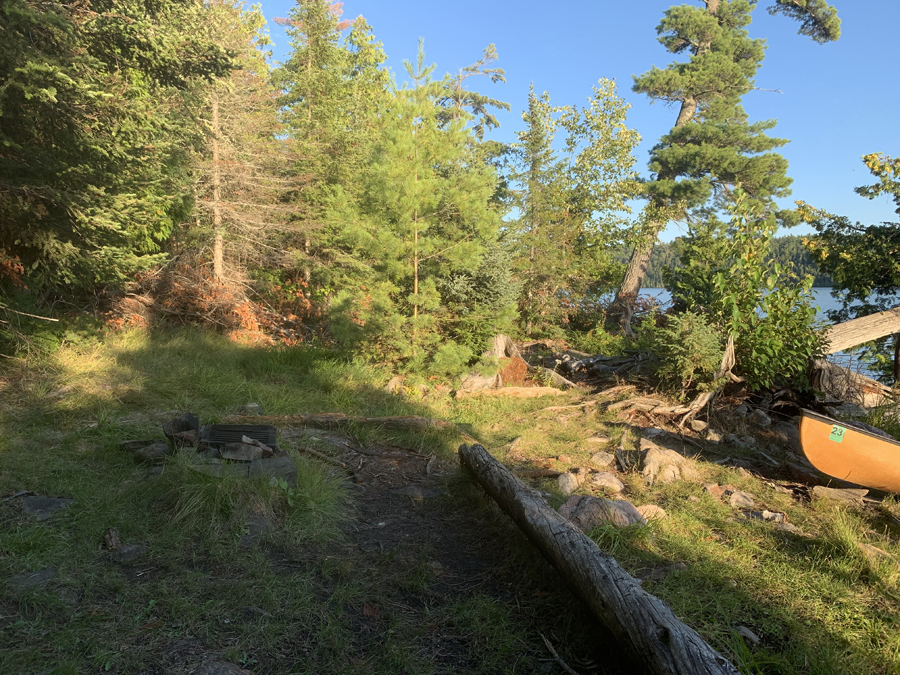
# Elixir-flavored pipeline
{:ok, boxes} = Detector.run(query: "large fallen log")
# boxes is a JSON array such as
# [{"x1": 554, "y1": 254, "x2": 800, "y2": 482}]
[
  {"x1": 824, "y1": 306, "x2": 900, "y2": 354},
  {"x1": 458, "y1": 443, "x2": 739, "y2": 675},
  {"x1": 807, "y1": 358, "x2": 891, "y2": 407}
]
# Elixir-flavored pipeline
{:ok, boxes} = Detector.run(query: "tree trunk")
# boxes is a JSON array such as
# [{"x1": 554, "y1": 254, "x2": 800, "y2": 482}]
[
  {"x1": 211, "y1": 89, "x2": 224, "y2": 282},
  {"x1": 823, "y1": 306, "x2": 900, "y2": 353},
  {"x1": 458, "y1": 443, "x2": 739, "y2": 675},
  {"x1": 606, "y1": 246, "x2": 653, "y2": 336}
]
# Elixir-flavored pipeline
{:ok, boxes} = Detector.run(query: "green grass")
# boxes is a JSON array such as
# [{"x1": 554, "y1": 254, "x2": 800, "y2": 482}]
[{"x1": 1, "y1": 326, "x2": 900, "y2": 673}]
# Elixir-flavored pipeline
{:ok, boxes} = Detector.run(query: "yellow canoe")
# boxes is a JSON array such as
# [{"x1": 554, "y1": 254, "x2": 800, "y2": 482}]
[{"x1": 799, "y1": 409, "x2": 900, "y2": 494}]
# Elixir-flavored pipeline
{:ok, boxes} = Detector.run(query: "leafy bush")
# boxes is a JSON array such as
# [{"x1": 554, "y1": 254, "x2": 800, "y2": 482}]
[{"x1": 662, "y1": 192, "x2": 826, "y2": 389}]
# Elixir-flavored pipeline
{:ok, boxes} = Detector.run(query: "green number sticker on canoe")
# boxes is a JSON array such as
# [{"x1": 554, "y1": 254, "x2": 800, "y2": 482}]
[{"x1": 829, "y1": 425, "x2": 846, "y2": 443}]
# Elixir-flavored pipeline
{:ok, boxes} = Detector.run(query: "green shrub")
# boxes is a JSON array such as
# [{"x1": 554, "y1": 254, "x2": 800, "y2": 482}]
[{"x1": 645, "y1": 311, "x2": 724, "y2": 398}]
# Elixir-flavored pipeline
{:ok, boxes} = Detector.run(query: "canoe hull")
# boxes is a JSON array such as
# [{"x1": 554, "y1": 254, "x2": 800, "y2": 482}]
[{"x1": 799, "y1": 409, "x2": 900, "y2": 494}]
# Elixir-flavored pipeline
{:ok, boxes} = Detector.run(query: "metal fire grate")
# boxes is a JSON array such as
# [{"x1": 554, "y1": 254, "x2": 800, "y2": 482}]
[{"x1": 201, "y1": 424, "x2": 277, "y2": 447}]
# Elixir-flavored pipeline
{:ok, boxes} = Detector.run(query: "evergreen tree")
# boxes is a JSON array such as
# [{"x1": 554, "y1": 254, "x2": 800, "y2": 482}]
[
  {"x1": 326, "y1": 42, "x2": 504, "y2": 368},
  {"x1": 607, "y1": 0, "x2": 841, "y2": 334},
  {"x1": 0, "y1": 0, "x2": 232, "y2": 299},
  {"x1": 437, "y1": 44, "x2": 511, "y2": 141}
]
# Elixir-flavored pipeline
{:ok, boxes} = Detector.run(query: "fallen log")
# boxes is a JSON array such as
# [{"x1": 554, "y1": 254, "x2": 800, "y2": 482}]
[
  {"x1": 808, "y1": 358, "x2": 891, "y2": 407},
  {"x1": 456, "y1": 386, "x2": 569, "y2": 400},
  {"x1": 458, "y1": 443, "x2": 739, "y2": 675},
  {"x1": 223, "y1": 413, "x2": 477, "y2": 443},
  {"x1": 824, "y1": 306, "x2": 900, "y2": 354}
]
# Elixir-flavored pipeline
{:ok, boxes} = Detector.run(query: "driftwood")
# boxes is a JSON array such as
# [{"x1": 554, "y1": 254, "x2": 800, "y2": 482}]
[
  {"x1": 824, "y1": 307, "x2": 900, "y2": 354},
  {"x1": 456, "y1": 386, "x2": 569, "y2": 400},
  {"x1": 808, "y1": 358, "x2": 891, "y2": 407},
  {"x1": 458, "y1": 443, "x2": 739, "y2": 675}
]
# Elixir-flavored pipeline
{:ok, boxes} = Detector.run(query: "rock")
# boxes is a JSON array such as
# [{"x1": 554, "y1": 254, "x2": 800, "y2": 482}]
[
  {"x1": 640, "y1": 440, "x2": 700, "y2": 485},
  {"x1": 113, "y1": 543, "x2": 147, "y2": 562},
  {"x1": 162, "y1": 412, "x2": 200, "y2": 442},
  {"x1": 812, "y1": 486, "x2": 869, "y2": 502},
  {"x1": 385, "y1": 375, "x2": 404, "y2": 394},
  {"x1": 456, "y1": 372, "x2": 502, "y2": 396},
  {"x1": 585, "y1": 435, "x2": 610, "y2": 445},
  {"x1": 846, "y1": 420, "x2": 895, "y2": 439},
  {"x1": 749, "y1": 409, "x2": 771, "y2": 427},
  {"x1": 705, "y1": 429, "x2": 723, "y2": 443},
  {"x1": 785, "y1": 462, "x2": 824, "y2": 485},
  {"x1": 770, "y1": 421, "x2": 801, "y2": 450},
  {"x1": 591, "y1": 472, "x2": 625, "y2": 493},
  {"x1": 133, "y1": 441, "x2": 174, "y2": 464},
  {"x1": 590, "y1": 451, "x2": 616, "y2": 468},
  {"x1": 636, "y1": 504, "x2": 667, "y2": 521},
  {"x1": 740, "y1": 435, "x2": 758, "y2": 446},
  {"x1": 734, "y1": 404, "x2": 750, "y2": 417},
  {"x1": 119, "y1": 439, "x2": 160, "y2": 452},
  {"x1": 55, "y1": 587, "x2": 81, "y2": 608},
  {"x1": 220, "y1": 442, "x2": 272, "y2": 462},
  {"x1": 240, "y1": 513, "x2": 274, "y2": 547},
  {"x1": 775, "y1": 522, "x2": 809, "y2": 537},
  {"x1": 824, "y1": 403, "x2": 867, "y2": 419},
  {"x1": 557, "y1": 472, "x2": 580, "y2": 496},
  {"x1": 689, "y1": 419, "x2": 708, "y2": 433},
  {"x1": 724, "y1": 434, "x2": 756, "y2": 448},
  {"x1": 7, "y1": 567, "x2": 56, "y2": 592},
  {"x1": 20, "y1": 496, "x2": 73, "y2": 521},
  {"x1": 103, "y1": 528, "x2": 122, "y2": 550},
  {"x1": 741, "y1": 510, "x2": 786, "y2": 524},
  {"x1": 704, "y1": 483, "x2": 729, "y2": 499},
  {"x1": 735, "y1": 626, "x2": 760, "y2": 645},
  {"x1": 642, "y1": 427, "x2": 666, "y2": 439},
  {"x1": 194, "y1": 661, "x2": 252, "y2": 675},
  {"x1": 171, "y1": 430, "x2": 198, "y2": 447},
  {"x1": 637, "y1": 562, "x2": 687, "y2": 582},
  {"x1": 238, "y1": 402, "x2": 264, "y2": 416},
  {"x1": 723, "y1": 434, "x2": 741, "y2": 446},
  {"x1": 558, "y1": 495, "x2": 646, "y2": 531},
  {"x1": 729, "y1": 491, "x2": 756, "y2": 509}
]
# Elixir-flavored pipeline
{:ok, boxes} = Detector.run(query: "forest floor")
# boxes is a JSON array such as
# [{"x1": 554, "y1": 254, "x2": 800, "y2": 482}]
[{"x1": 1, "y1": 327, "x2": 900, "y2": 674}]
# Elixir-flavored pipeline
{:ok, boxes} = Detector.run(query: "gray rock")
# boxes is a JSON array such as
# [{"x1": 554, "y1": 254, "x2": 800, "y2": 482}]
[
  {"x1": 825, "y1": 403, "x2": 867, "y2": 419},
  {"x1": 728, "y1": 491, "x2": 756, "y2": 509},
  {"x1": 457, "y1": 372, "x2": 502, "y2": 394},
  {"x1": 56, "y1": 587, "x2": 81, "y2": 608},
  {"x1": 740, "y1": 435, "x2": 758, "y2": 446},
  {"x1": 638, "y1": 562, "x2": 687, "y2": 582},
  {"x1": 557, "y1": 472, "x2": 580, "y2": 496},
  {"x1": 741, "y1": 510, "x2": 786, "y2": 524},
  {"x1": 812, "y1": 486, "x2": 868, "y2": 502},
  {"x1": 591, "y1": 472, "x2": 625, "y2": 493},
  {"x1": 192, "y1": 455, "x2": 299, "y2": 487},
  {"x1": 8, "y1": 567, "x2": 56, "y2": 591},
  {"x1": 734, "y1": 404, "x2": 750, "y2": 417},
  {"x1": 21, "y1": 496, "x2": 73, "y2": 521},
  {"x1": 119, "y1": 439, "x2": 161, "y2": 452},
  {"x1": 590, "y1": 451, "x2": 616, "y2": 468},
  {"x1": 690, "y1": 419, "x2": 708, "y2": 433},
  {"x1": 220, "y1": 442, "x2": 272, "y2": 462},
  {"x1": 239, "y1": 402, "x2": 263, "y2": 416},
  {"x1": 385, "y1": 375, "x2": 404, "y2": 394},
  {"x1": 162, "y1": 412, "x2": 200, "y2": 442},
  {"x1": 749, "y1": 409, "x2": 771, "y2": 427},
  {"x1": 558, "y1": 495, "x2": 646, "y2": 531},
  {"x1": 134, "y1": 441, "x2": 174, "y2": 464},
  {"x1": 640, "y1": 440, "x2": 700, "y2": 485},
  {"x1": 705, "y1": 429, "x2": 723, "y2": 443},
  {"x1": 240, "y1": 513, "x2": 274, "y2": 547},
  {"x1": 194, "y1": 661, "x2": 252, "y2": 675}
]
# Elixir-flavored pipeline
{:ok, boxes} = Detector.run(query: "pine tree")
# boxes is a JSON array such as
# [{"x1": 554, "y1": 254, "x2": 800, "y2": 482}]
[
  {"x1": 326, "y1": 42, "x2": 502, "y2": 368},
  {"x1": 437, "y1": 44, "x2": 511, "y2": 141},
  {"x1": 607, "y1": 0, "x2": 841, "y2": 334}
]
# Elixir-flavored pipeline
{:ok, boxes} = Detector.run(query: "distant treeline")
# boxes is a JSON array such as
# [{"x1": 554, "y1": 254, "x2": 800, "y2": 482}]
[{"x1": 637, "y1": 235, "x2": 833, "y2": 288}]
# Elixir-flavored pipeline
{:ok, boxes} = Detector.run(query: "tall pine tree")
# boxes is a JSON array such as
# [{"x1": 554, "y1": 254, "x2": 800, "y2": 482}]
[{"x1": 607, "y1": 0, "x2": 841, "y2": 334}]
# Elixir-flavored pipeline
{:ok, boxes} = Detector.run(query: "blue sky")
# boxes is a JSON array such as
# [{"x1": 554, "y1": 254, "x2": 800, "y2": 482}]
[{"x1": 258, "y1": 0, "x2": 899, "y2": 241}]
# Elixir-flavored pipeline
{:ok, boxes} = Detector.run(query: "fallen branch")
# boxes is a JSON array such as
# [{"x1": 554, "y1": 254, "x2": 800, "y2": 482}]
[
  {"x1": 540, "y1": 633, "x2": 582, "y2": 675},
  {"x1": 458, "y1": 443, "x2": 739, "y2": 675},
  {"x1": 456, "y1": 386, "x2": 568, "y2": 400},
  {"x1": 296, "y1": 446, "x2": 347, "y2": 468}
]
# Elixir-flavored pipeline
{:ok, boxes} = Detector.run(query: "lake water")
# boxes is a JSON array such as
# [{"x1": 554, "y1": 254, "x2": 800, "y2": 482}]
[{"x1": 638, "y1": 287, "x2": 844, "y2": 319}]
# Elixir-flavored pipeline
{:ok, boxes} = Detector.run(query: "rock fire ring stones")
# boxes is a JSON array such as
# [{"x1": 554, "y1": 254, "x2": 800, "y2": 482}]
[
  {"x1": 639, "y1": 438, "x2": 701, "y2": 485},
  {"x1": 20, "y1": 496, "x2": 74, "y2": 521}
]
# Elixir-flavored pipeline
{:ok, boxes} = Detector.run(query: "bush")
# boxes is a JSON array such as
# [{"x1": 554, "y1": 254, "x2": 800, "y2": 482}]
[{"x1": 644, "y1": 311, "x2": 724, "y2": 398}]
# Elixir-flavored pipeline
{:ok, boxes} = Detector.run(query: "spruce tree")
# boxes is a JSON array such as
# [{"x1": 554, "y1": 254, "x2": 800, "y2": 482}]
[{"x1": 607, "y1": 0, "x2": 841, "y2": 334}]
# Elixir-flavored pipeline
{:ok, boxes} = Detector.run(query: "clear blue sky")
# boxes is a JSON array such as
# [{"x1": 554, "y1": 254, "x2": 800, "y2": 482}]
[{"x1": 259, "y1": 0, "x2": 899, "y2": 241}]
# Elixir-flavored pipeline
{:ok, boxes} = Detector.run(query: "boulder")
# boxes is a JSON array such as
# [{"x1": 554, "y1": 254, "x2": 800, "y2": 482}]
[
  {"x1": 162, "y1": 412, "x2": 200, "y2": 442},
  {"x1": 134, "y1": 441, "x2": 174, "y2": 464},
  {"x1": 749, "y1": 409, "x2": 772, "y2": 427},
  {"x1": 640, "y1": 439, "x2": 700, "y2": 485},
  {"x1": 591, "y1": 472, "x2": 625, "y2": 493},
  {"x1": 7, "y1": 567, "x2": 56, "y2": 592},
  {"x1": 636, "y1": 504, "x2": 667, "y2": 521},
  {"x1": 590, "y1": 451, "x2": 616, "y2": 468},
  {"x1": 557, "y1": 472, "x2": 580, "y2": 496},
  {"x1": 558, "y1": 495, "x2": 647, "y2": 531},
  {"x1": 20, "y1": 496, "x2": 73, "y2": 521}
]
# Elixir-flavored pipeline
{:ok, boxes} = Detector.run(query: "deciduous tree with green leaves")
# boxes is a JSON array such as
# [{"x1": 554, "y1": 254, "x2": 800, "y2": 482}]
[
  {"x1": 511, "y1": 81, "x2": 642, "y2": 334},
  {"x1": 607, "y1": 0, "x2": 841, "y2": 334}
]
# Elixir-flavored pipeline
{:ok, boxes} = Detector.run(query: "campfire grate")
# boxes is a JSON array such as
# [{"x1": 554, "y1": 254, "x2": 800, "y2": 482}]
[{"x1": 202, "y1": 424, "x2": 277, "y2": 447}]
